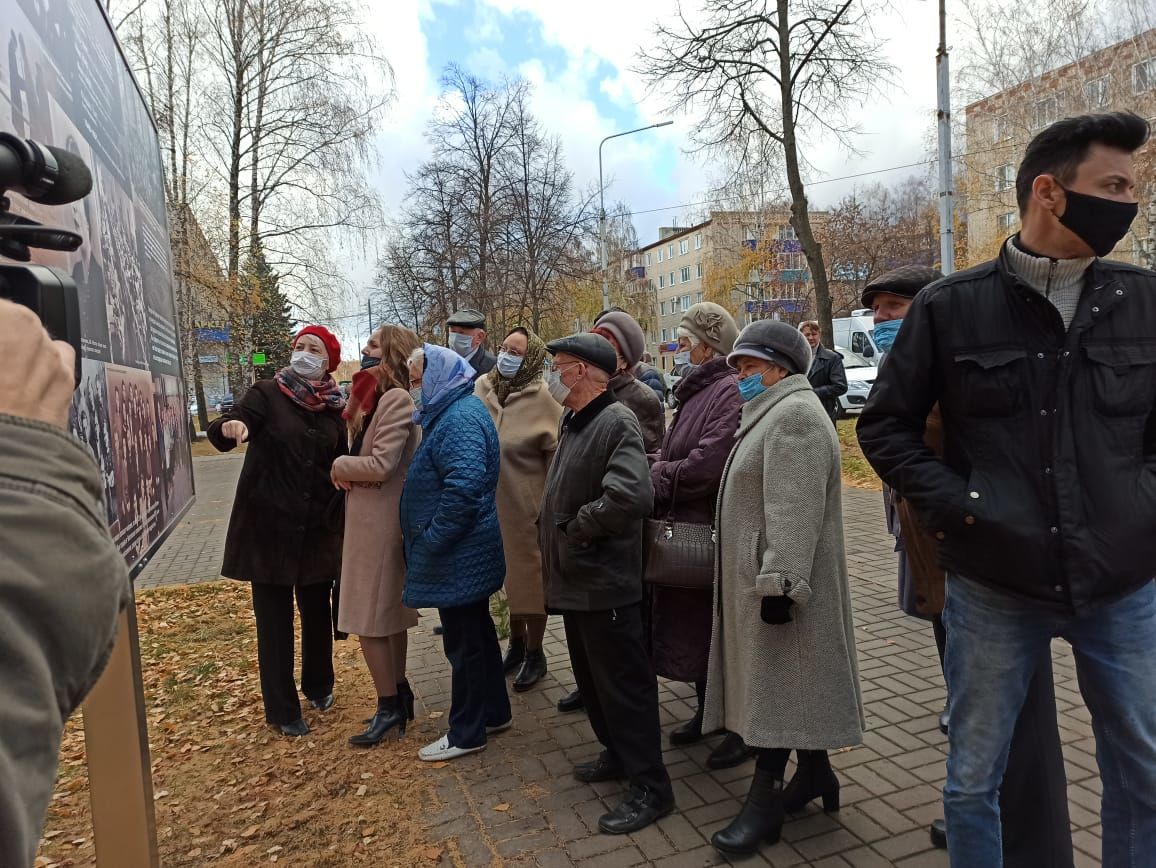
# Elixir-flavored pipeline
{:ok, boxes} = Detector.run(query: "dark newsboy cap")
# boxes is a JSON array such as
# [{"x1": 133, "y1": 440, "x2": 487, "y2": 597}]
[
  {"x1": 860, "y1": 265, "x2": 944, "y2": 308},
  {"x1": 546, "y1": 333, "x2": 618, "y2": 376},
  {"x1": 446, "y1": 308, "x2": 486, "y2": 329}
]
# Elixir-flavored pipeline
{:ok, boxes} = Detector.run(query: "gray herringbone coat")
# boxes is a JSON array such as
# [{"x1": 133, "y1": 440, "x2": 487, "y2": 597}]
[{"x1": 703, "y1": 376, "x2": 865, "y2": 750}]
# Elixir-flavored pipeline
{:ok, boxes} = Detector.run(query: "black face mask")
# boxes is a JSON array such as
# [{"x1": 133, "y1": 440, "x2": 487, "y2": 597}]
[
  {"x1": 360, "y1": 355, "x2": 381, "y2": 370},
  {"x1": 1057, "y1": 184, "x2": 1138, "y2": 257}
]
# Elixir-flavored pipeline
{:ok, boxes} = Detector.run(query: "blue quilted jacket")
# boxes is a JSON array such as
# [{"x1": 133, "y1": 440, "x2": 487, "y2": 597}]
[{"x1": 400, "y1": 383, "x2": 505, "y2": 608}]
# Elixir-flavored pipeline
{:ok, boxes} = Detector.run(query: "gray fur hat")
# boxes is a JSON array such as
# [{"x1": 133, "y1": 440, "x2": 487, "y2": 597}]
[{"x1": 727, "y1": 320, "x2": 813, "y2": 375}]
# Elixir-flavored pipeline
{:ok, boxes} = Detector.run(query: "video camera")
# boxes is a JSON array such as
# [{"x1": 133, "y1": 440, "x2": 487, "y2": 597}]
[{"x1": 0, "y1": 131, "x2": 92, "y2": 384}]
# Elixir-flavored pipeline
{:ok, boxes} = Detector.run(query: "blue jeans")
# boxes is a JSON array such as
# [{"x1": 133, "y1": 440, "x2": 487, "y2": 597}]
[{"x1": 943, "y1": 576, "x2": 1156, "y2": 868}]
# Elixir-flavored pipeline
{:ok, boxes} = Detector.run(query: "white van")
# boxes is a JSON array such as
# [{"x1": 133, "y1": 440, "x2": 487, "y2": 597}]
[{"x1": 832, "y1": 310, "x2": 878, "y2": 364}]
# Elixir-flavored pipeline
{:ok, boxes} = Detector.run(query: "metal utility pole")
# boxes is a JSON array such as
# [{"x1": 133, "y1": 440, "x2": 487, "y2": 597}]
[
  {"x1": 367, "y1": 297, "x2": 373, "y2": 343},
  {"x1": 935, "y1": 0, "x2": 956, "y2": 275},
  {"x1": 599, "y1": 120, "x2": 674, "y2": 311}
]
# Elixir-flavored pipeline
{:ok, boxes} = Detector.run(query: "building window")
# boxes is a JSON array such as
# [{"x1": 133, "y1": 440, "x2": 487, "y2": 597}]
[
  {"x1": 644, "y1": 252, "x2": 651, "y2": 266},
  {"x1": 657, "y1": 248, "x2": 663, "y2": 263},
  {"x1": 992, "y1": 115, "x2": 1009, "y2": 142},
  {"x1": 995, "y1": 164, "x2": 1015, "y2": 192},
  {"x1": 997, "y1": 211, "x2": 1018, "y2": 235},
  {"x1": 680, "y1": 266, "x2": 690, "y2": 282},
  {"x1": 669, "y1": 271, "x2": 676, "y2": 287},
  {"x1": 694, "y1": 232, "x2": 702, "y2": 250},
  {"x1": 1084, "y1": 76, "x2": 1110, "y2": 109},
  {"x1": 1032, "y1": 95, "x2": 1060, "y2": 129},
  {"x1": 680, "y1": 294, "x2": 691, "y2": 311},
  {"x1": 660, "y1": 300, "x2": 666, "y2": 316},
  {"x1": 777, "y1": 225, "x2": 797, "y2": 241},
  {"x1": 668, "y1": 243, "x2": 675, "y2": 259},
  {"x1": 695, "y1": 292, "x2": 704, "y2": 303},
  {"x1": 696, "y1": 262, "x2": 703, "y2": 278},
  {"x1": 1134, "y1": 58, "x2": 1156, "y2": 93},
  {"x1": 679, "y1": 239, "x2": 689, "y2": 255},
  {"x1": 658, "y1": 274, "x2": 665, "y2": 288},
  {"x1": 661, "y1": 327, "x2": 668, "y2": 342}
]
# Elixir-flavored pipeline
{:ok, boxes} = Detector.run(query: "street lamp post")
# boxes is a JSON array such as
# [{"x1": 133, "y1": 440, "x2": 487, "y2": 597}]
[{"x1": 598, "y1": 120, "x2": 673, "y2": 312}]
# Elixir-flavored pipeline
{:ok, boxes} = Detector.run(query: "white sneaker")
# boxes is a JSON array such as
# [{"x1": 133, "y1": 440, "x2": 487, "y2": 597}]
[
  {"x1": 486, "y1": 719, "x2": 513, "y2": 735},
  {"x1": 418, "y1": 734, "x2": 485, "y2": 762}
]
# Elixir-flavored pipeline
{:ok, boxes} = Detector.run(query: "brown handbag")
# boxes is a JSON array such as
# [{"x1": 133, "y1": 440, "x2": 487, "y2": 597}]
[{"x1": 642, "y1": 469, "x2": 716, "y2": 591}]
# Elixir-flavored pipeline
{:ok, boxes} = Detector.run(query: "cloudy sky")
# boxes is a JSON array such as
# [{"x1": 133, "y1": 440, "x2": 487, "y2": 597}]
[{"x1": 340, "y1": 0, "x2": 955, "y2": 339}]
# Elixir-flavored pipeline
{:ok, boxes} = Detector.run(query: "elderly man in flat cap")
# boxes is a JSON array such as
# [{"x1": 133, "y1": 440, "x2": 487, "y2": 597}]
[
  {"x1": 857, "y1": 266, "x2": 1072, "y2": 864},
  {"x1": 538, "y1": 332, "x2": 674, "y2": 835},
  {"x1": 446, "y1": 309, "x2": 496, "y2": 379}
]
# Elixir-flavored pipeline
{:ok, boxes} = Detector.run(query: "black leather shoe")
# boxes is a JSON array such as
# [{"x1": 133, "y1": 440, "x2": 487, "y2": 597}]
[
  {"x1": 350, "y1": 696, "x2": 404, "y2": 746},
  {"x1": 597, "y1": 786, "x2": 674, "y2": 834},
  {"x1": 930, "y1": 819, "x2": 947, "y2": 849},
  {"x1": 557, "y1": 689, "x2": 585, "y2": 713},
  {"x1": 707, "y1": 732, "x2": 756, "y2": 770},
  {"x1": 783, "y1": 749, "x2": 840, "y2": 813},
  {"x1": 573, "y1": 754, "x2": 625, "y2": 783},
  {"x1": 939, "y1": 707, "x2": 950, "y2": 735},
  {"x1": 278, "y1": 718, "x2": 310, "y2": 737},
  {"x1": 502, "y1": 639, "x2": 526, "y2": 675},
  {"x1": 669, "y1": 706, "x2": 704, "y2": 746},
  {"x1": 309, "y1": 693, "x2": 334, "y2": 712},
  {"x1": 712, "y1": 768, "x2": 784, "y2": 855},
  {"x1": 513, "y1": 650, "x2": 547, "y2": 692}
]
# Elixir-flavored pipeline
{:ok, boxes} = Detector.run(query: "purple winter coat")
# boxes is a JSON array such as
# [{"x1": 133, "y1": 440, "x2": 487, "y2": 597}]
[{"x1": 646, "y1": 356, "x2": 742, "y2": 682}]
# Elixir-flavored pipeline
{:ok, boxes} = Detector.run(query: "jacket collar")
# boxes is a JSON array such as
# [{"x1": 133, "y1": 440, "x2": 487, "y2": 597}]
[
  {"x1": 562, "y1": 390, "x2": 616, "y2": 433},
  {"x1": 674, "y1": 355, "x2": 734, "y2": 401},
  {"x1": 737, "y1": 375, "x2": 813, "y2": 435}
]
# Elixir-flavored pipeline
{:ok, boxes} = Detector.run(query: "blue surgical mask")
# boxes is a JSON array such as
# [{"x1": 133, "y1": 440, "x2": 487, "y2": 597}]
[
  {"x1": 496, "y1": 352, "x2": 523, "y2": 378},
  {"x1": 737, "y1": 372, "x2": 767, "y2": 402},
  {"x1": 449, "y1": 332, "x2": 475, "y2": 358},
  {"x1": 409, "y1": 386, "x2": 423, "y2": 408},
  {"x1": 673, "y1": 350, "x2": 693, "y2": 367},
  {"x1": 872, "y1": 319, "x2": 903, "y2": 353}
]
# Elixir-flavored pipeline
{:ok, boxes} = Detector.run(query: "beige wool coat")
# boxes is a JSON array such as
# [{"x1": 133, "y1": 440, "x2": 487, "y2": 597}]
[
  {"x1": 332, "y1": 388, "x2": 421, "y2": 637},
  {"x1": 476, "y1": 376, "x2": 562, "y2": 615},
  {"x1": 703, "y1": 375, "x2": 865, "y2": 750}
]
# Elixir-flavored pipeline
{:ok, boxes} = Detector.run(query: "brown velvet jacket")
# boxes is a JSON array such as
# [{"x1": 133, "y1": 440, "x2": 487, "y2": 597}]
[{"x1": 893, "y1": 406, "x2": 946, "y2": 616}]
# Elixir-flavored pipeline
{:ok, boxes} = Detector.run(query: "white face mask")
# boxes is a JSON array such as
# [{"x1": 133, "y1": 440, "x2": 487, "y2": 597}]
[
  {"x1": 290, "y1": 350, "x2": 325, "y2": 380},
  {"x1": 409, "y1": 386, "x2": 423, "y2": 408},
  {"x1": 449, "y1": 332, "x2": 475, "y2": 358},
  {"x1": 673, "y1": 350, "x2": 693, "y2": 367},
  {"x1": 496, "y1": 352, "x2": 523, "y2": 378},
  {"x1": 546, "y1": 370, "x2": 571, "y2": 405}
]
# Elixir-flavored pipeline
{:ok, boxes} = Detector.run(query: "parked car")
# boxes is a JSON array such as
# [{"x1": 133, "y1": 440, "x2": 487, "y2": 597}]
[
  {"x1": 215, "y1": 394, "x2": 234, "y2": 413},
  {"x1": 834, "y1": 347, "x2": 876, "y2": 418},
  {"x1": 833, "y1": 311, "x2": 879, "y2": 364}
]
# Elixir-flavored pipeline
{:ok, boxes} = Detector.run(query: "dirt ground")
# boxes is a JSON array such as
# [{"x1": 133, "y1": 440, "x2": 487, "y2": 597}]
[
  {"x1": 837, "y1": 418, "x2": 882, "y2": 490},
  {"x1": 36, "y1": 582, "x2": 443, "y2": 867}
]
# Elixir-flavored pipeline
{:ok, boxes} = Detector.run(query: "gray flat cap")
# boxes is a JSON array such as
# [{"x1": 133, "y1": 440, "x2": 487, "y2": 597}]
[
  {"x1": 546, "y1": 332, "x2": 618, "y2": 376},
  {"x1": 860, "y1": 265, "x2": 943, "y2": 307},
  {"x1": 447, "y1": 308, "x2": 486, "y2": 329},
  {"x1": 728, "y1": 320, "x2": 812, "y2": 375}
]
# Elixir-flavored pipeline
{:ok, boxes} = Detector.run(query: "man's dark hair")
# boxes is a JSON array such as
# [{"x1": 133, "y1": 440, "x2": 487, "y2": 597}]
[{"x1": 1015, "y1": 111, "x2": 1150, "y2": 214}]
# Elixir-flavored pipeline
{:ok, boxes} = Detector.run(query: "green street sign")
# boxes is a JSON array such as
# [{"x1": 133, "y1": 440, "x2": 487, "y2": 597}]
[{"x1": 251, "y1": 353, "x2": 267, "y2": 365}]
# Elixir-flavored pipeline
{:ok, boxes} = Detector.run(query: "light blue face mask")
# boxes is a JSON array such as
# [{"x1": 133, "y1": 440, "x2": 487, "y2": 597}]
[
  {"x1": 449, "y1": 332, "x2": 475, "y2": 358},
  {"x1": 737, "y1": 372, "x2": 767, "y2": 402},
  {"x1": 496, "y1": 352, "x2": 523, "y2": 378},
  {"x1": 673, "y1": 350, "x2": 693, "y2": 367},
  {"x1": 872, "y1": 318, "x2": 903, "y2": 353}
]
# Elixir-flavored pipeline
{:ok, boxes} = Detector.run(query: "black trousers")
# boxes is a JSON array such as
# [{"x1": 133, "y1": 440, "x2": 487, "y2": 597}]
[
  {"x1": 935, "y1": 614, "x2": 1073, "y2": 868},
  {"x1": 563, "y1": 604, "x2": 673, "y2": 801},
  {"x1": 250, "y1": 581, "x2": 335, "y2": 726},
  {"x1": 439, "y1": 598, "x2": 511, "y2": 749}
]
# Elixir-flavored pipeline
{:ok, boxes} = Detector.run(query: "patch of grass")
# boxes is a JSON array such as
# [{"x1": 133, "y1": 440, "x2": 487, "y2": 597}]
[{"x1": 837, "y1": 418, "x2": 881, "y2": 490}]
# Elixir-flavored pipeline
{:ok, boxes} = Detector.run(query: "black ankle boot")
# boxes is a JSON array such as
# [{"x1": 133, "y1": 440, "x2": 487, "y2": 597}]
[
  {"x1": 782, "y1": 749, "x2": 840, "y2": 813},
  {"x1": 397, "y1": 679, "x2": 415, "y2": 721},
  {"x1": 502, "y1": 638, "x2": 526, "y2": 675},
  {"x1": 350, "y1": 696, "x2": 404, "y2": 747},
  {"x1": 707, "y1": 731, "x2": 756, "y2": 769},
  {"x1": 711, "y1": 767, "x2": 785, "y2": 855},
  {"x1": 669, "y1": 704, "x2": 704, "y2": 745},
  {"x1": 513, "y1": 650, "x2": 547, "y2": 692}
]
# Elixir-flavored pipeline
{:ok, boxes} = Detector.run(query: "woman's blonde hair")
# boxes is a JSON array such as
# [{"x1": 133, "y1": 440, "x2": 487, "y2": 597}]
[{"x1": 347, "y1": 324, "x2": 421, "y2": 438}]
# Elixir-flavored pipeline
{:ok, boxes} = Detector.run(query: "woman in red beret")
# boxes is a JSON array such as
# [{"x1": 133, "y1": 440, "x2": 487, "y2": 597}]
[{"x1": 208, "y1": 325, "x2": 348, "y2": 736}]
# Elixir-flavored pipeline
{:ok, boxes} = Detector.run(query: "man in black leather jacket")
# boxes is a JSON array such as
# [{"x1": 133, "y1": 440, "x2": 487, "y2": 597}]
[
  {"x1": 799, "y1": 320, "x2": 847, "y2": 421},
  {"x1": 858, "y1": 111, "x2": 1156, "y2": 868}
]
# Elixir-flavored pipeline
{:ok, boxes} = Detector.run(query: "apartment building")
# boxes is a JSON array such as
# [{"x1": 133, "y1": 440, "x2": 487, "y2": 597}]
[
  {"x1": 621, "y1": 211, "x2": 825, "y2": 370},
  {"x1": 963, "y1": 28, "x2": 1156, "y2": 267}
]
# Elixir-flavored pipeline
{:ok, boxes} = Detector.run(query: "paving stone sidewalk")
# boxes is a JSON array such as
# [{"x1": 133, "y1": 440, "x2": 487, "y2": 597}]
[{"x1": 139, "y1": 457, "x2": 1104, "y2": 866}]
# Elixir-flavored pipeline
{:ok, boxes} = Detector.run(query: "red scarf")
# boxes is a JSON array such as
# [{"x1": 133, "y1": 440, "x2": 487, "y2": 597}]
[
  {"x1": 275, "y1": 367, "x2": 346, "y2": 412},
  {"x1": 343, "y1": 369, "x2": 380, "y2": 421}
]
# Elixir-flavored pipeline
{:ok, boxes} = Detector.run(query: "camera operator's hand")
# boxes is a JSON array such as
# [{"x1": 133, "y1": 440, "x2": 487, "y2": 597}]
[
  {"x1": 0, "y1": 299, "x2": 76, "y2": 428},
  {"x1": 220, "y1": 419, "x2": 249, "y2": 444}
]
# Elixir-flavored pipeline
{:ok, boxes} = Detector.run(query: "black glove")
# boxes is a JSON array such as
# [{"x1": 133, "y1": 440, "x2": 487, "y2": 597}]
[{"x1": 761, "y1": 595, "x2": 793, "y2": 625}]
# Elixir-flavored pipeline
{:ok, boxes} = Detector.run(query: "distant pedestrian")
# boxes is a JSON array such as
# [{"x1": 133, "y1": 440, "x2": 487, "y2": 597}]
[
  {"x1": 798, "y1": 320, "x2": 846, "y2": 422},
  {"x1": 446, "y1": 308, "x2": 496, "y2": 378},
  {"x1": 858, "y1": 112, "x2": 1156, "y2": 868},
  {"x1": 207, "y1": 325, "x2": 347, "y2": 737},
  {"x1": 539, "y1": 332, "x2": 674, "y2": 834},
  {"x1": 705, "y1": 320, "x2": 863, "y2": 856},
  {"x1": 475, "y1": 327, "x2": 562, "y2": 692},
  {"x1": 402, "y1": 344, "x2": 510, "y2": 761},
  {"x1": 332, "y1": 324, "x2": 423, "y2": 747}
]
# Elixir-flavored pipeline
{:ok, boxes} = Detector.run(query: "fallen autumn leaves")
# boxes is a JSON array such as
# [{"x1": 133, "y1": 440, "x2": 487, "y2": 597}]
[{"x1": 36, "y1": 581, "x2": 441, "y2": 867}]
